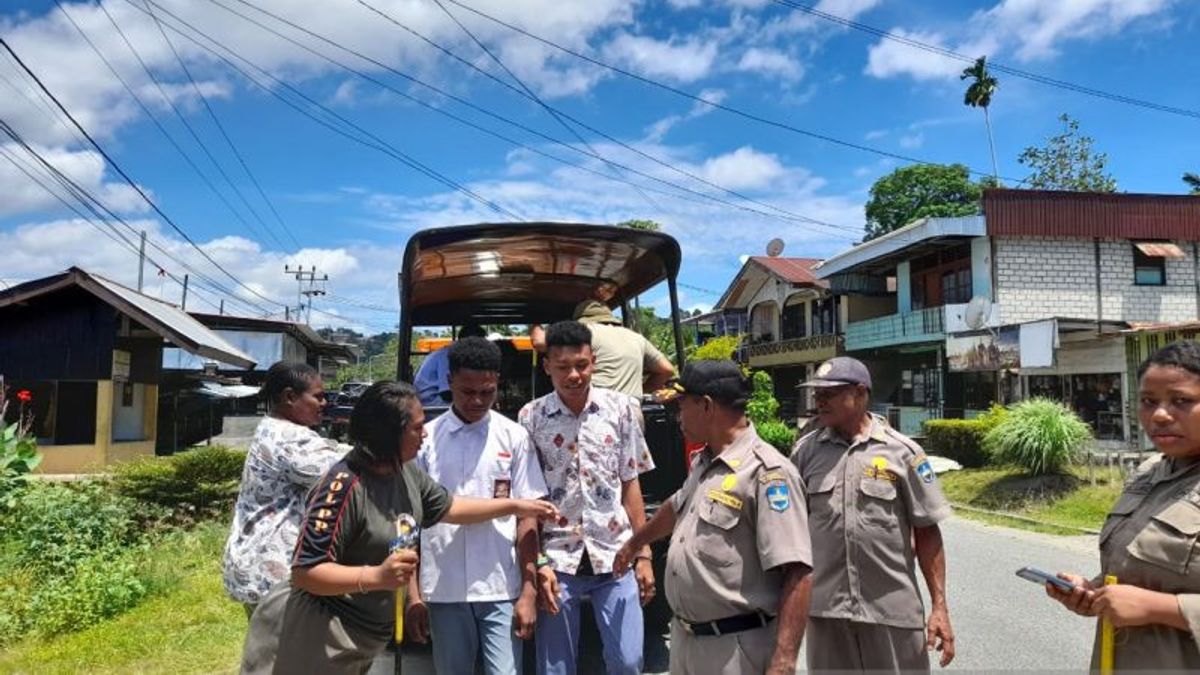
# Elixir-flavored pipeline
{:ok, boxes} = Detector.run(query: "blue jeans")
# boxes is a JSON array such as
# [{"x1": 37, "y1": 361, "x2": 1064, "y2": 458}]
[
  {"x1": 535, "y1": 572, "x2": 643, "y2": 675},
  {"x1": 429, "y1": 600, "x2": 522, "y2": 675}
]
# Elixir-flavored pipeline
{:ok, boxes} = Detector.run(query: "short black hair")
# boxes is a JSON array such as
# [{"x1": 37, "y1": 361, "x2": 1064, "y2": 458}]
[
  {"x1": 677, "y1": 359, "x2": 752, "y2": 413},
  {"x1": 448, "y1": 336, "x2": 501, "y2": 373},
  {"x1": 545, "y1": 320, "x2": 592, "y2": 353},
  {"x1": 459, "y1": 323, "x2": 486, "y2": 339},
  {"x1": 349, "y1": 380, "x2": 419, "y2": 465},
  {"x1": 1138, "y1": 340, "x2": 1200, "y2": 380},
  {"x1": 261, "y1": 361, "x2": 319, "y2": 406}
]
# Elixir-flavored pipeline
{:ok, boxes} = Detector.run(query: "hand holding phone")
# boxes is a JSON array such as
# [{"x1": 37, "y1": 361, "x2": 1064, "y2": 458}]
[{"x1": 1016, "y1": 566, "x2": 1076, "y2": 592}]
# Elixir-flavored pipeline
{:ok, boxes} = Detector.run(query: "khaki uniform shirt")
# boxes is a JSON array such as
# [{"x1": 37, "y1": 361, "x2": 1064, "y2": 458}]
[
  {"x1": 665, "y1": 424, "x2": 813, "y2": 623},
  {"x1": 1093, "y1": 454, "x2": 1200, "y2": 671},
  {"x1": 586, "y1": 322, "x2": 668, "y2": 398},
  {"x1": 791, "y1": 417, "x2": 952, "y2": 630}
]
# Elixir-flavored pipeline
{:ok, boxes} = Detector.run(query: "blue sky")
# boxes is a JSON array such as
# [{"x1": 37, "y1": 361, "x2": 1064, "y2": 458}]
[{"x1": 1, "y1": 0, "x2": 1197, "y2": 333}]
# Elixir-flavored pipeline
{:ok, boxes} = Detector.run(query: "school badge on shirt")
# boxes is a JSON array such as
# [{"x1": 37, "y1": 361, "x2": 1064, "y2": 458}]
[
  {"x1": 765, "y1": 482, "x2": 790, "y2": 512},
  {"x1": 912, "y1": 454, "x2": 935, "y2": 484}
]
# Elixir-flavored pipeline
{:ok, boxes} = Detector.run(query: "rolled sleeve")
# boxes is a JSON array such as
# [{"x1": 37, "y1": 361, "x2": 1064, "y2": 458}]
[
  {"x1": 1178, "y1": 594, "x2": 1200, "y2": 650},
  {"x1": 756, "y1": 464, "x2": 812, "y2": 571}
]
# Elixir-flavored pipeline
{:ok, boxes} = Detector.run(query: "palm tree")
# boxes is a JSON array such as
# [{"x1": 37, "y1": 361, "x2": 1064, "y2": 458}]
[
  {"x1": 1185, "y1": 172, "x2": 1200, "y2": 195},
  {"x1": 961, "y1": 56, "x2": 1000, "y2": 183}
]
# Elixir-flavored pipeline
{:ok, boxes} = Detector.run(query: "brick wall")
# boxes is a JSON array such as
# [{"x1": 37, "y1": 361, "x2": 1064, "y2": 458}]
[{"x1": 994, "y1": 237, "x2": 1199, "y2": 325}]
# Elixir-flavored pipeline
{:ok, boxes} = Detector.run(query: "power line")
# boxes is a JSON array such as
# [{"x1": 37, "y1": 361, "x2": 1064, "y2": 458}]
[
  {"x1": 213, "y1": 0, "x2": 857, "y2": 233},
  {"x1": 133, "y1": 0, "x2": 525, "y2": 222},
  {"x1": 771, "y1": 0, "x2": 1200, "y2": 121},
  {"x1": 350, "y1": 0, "x2": 854, "y2": 231},
  {"x1": 54, "y1": 0, "x2": 285, "y2": 252},
  {"x1": 0, "y1": 37, "x2": 289, "y2": 310},
  {"x1": 443, "y1": 0, "x2": 1024, "y2": 183},
  {"x1": 140, "y1": 0, "x2": 303, "y2": 249}
]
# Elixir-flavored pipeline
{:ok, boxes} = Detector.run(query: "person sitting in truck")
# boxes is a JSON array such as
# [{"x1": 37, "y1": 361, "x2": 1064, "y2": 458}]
[{"x1": 414, "y1": 323, "x2": 486, "y2": 406}]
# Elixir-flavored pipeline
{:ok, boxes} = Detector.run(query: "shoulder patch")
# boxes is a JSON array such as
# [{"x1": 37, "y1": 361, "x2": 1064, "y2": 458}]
[
  {"x1": 912, "y1": 454, "x2": 935, "y2": 484},
  {"x1": 765, "y1": 481, "x2": 791, "y2": 512}
]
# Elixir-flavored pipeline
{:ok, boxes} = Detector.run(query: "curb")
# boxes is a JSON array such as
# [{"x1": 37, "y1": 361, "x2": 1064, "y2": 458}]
[{"x1": 949, "y1": 502, "x2": 1101, "y2": 535}]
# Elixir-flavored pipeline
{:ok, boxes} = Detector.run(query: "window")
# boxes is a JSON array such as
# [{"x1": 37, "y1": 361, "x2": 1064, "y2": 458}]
[
  {"x1": 940, "y1": 268, "x2": 974, "y2": 305},
  {"x1": 1133, "y1": 244, "x2": 1167, "y2": 286},
  {"x1": 781, "y1": 303, "x2": 806, "y2": 340}
]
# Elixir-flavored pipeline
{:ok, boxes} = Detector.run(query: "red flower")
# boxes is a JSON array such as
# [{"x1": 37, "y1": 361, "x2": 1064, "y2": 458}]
[{"x1": 15, "y1": 389, "x2": 32, "y2": 403}]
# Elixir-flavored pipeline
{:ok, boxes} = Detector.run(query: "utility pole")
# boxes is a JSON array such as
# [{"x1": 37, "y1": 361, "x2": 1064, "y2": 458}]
[
  {"x1": 219, "y1": 299, "x2": 225, "y2": 315},
  {"x1": 181, "y1": 274, "x2": 190, "y2": 310},
  {"x1": 137, "y1": 231, "x2": 146, "y2": 292},
  {"x1": 284, "y1": 264, "x2": 328, "y2": 324}
]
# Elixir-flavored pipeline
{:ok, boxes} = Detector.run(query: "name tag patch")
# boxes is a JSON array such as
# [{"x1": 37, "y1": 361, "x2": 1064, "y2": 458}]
[
  {"x1": 707, "y1": 489, "x2": 743, "y2": 510},
  {"x1": 765, "y1": 482, "x2": 790, "y2": 512}
]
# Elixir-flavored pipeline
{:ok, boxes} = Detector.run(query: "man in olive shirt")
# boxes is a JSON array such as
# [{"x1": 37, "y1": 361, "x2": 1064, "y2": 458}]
[
  {"x1": 615, "y1": 360, "x2": 813, "y2": 675},
  {"x1": 792, "y1": 356, "x2": 956, "y2": 672}
]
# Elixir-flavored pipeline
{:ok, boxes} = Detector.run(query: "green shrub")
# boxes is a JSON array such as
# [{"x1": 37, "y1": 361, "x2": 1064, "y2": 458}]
[
  {"x1": 984, "y1": 398, "x2": 1092, "y2": 475},
  {"x1": 23, "y1": 550, "x2": 147, "y2": 639},
  {"x1": 691, "y1": 335, "x2": 741, "y2": 361},
  {"x1": 746, "y1": 370, "x2": 780, "y2": 428},
  {"x1": 923, "y1": 419, "x2": 990, "y2": 468},
  {"x1": 0, "y1": 422, "x2": 40, "y2": 508},
  {"x1": 112, "y1": 445, "x2": 246, "y2": 523},
  {"x1": 757, "y1": 420, "x2": 797, "y2": 454}
]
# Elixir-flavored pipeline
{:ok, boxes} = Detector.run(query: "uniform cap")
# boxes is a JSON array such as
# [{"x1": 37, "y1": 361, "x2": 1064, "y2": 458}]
[
  {"x1": 798, "y1": 356, "x2": 872, "y2": 390},
  {"x1": 573, "y1": 300, "x2": 621, "y2": 325},
  {"x1": 657, "y1": 359, "x2": 751, "y2": 409}
]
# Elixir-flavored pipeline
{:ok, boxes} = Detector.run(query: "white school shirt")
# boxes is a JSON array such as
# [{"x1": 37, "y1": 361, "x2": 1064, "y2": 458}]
[{"x1": 417, "y1": 409, "x2": 548, "y2": 602}]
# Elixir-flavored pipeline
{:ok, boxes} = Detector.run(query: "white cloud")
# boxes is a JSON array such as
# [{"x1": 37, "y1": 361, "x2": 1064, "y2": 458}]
[
  {"x1": 602, "y1": 32, "x2": 719, "y2": 82},
  {"x1": 643, "y1": 88, "x2": 727, "y2": 143},
  {"x1": 698, "y1": 147, "x2": 786, "y2": 191},
  {"x1": 864, "y1": 129, "x2": 888, "y2": 141},
  {"x1": 898, "y1": 132, "x2": 924, "y2": 149},
  {"x1": 864, "y1": 0, "x2": 1175, "y2": 81},
  {"x1": 0, "y1": 142, "x2": 149, "y2": 217},
  {"x1": 735, "y1": 48, "x2": 804, "y2": 81}
]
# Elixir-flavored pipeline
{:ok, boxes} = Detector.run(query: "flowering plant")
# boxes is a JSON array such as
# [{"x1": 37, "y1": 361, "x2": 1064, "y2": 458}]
[{"x1": 1, "y1": 376, "x2": 41, "y2": 506}]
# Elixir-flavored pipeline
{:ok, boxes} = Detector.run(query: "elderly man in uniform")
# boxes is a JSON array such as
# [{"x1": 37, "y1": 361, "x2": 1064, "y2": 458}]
[
  {"x1": 614, "y1": 359, "x2": 813, "y2": 675},
  {"x1": 791, "y1": 356, "x2": 956, "y2": 672}
]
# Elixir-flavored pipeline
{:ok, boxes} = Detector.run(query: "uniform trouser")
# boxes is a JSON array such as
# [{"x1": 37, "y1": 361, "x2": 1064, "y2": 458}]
[
  {"x1": 806, "y1": 616, "x2": 929, "y2": 674},
  {"x1": 535, "y1": 571, "x2": 643, "y2": 675},
  {"x1": 428, "y1": 600, "x2": 522, "y2": 675},
  {"x1": 668, "y1": 617, "x2": 778, "y2": 675}
]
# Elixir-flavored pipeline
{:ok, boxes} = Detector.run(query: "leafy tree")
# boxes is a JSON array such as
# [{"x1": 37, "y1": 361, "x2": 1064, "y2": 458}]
[
  {"x1": 618, "y1": 219, "x2": 661, "y2": 231},
  {"x1": 864, "y1": 164, "x2": 983, "y2": 240},
  {"x1": 961, "y1": 56, "x2": 1000, "y2": 182},
  {"x1": 691, "y1": 335, "x2": 740, "y2": 361},
  {"x1": 1017, "y1": 114, "x2": 1116, "y2": 192},
  {"x1": 1184, "y1": 172, "x2": 1200, "y2": 195}
]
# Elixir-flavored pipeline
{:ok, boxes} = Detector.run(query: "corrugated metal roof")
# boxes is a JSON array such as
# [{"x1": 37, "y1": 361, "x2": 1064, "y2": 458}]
[
  {"x1": 0, "y1": 268, "x2": 255, "y2": 369},
  {"x1": 749, "y1": 256, "x2": 825, "y2": 285},
  {"x1": 984, "y1": 189, "x2": 1200, "y2": 239}
]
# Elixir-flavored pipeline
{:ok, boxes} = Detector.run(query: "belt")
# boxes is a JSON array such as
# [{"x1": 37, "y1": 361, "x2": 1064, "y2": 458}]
[{"x1": 678, "y1": 611, "x2": 774, "y2": 637}]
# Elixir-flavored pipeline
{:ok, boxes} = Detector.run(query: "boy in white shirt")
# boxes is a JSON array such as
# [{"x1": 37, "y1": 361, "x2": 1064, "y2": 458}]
[{"x1": 407, "y1": 336, "x2": 548, "y2": 674}]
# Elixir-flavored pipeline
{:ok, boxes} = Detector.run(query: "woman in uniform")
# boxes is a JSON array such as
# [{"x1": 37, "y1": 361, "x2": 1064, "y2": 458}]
[
  {"x1": 1048, "y1": 340, "x2": 1200, "y2": 670},
  {"x1": 241, "y1": 380, "x2": 558, "y2": 674}
]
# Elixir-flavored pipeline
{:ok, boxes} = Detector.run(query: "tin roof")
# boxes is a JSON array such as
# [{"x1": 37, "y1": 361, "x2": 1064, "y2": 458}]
[{"x1": 983, "y1": 189, "x2": 1200, "y2": 239}]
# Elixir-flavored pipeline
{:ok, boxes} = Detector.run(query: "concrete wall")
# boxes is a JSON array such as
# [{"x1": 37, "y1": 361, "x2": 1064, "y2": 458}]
[
  {"x1": 995, "y1": 237, "x2": 1200, "y2": 325},
  {"x1": 37, "y1": 380, "x2": 158, "y2": 474}
]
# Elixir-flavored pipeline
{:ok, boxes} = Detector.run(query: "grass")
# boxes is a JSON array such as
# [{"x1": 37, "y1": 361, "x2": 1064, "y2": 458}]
[
  {"x1": 940, "y1": 464, "x2": 1125, "y2": 534},
  {"x1": 0, "y1": 521, "x2": 245, "y2": 675}
]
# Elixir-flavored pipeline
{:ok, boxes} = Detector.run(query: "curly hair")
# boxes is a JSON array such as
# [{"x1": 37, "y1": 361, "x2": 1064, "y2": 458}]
[
  {"x1": 349, "y1": 380, "x2": 419, "y2": 465},
  {"x1": 448, "y1": 336, "x2": 501, "y2": 373},
  {"x1": 545, "y1": 320, "x2": 592, "y2": 354},
  {"x1": 261, "y1": 361, "x2": 319, "y2": 407},
  {"x1": 1138, "y1": 340, "x2": 1200, "y2": 380}
]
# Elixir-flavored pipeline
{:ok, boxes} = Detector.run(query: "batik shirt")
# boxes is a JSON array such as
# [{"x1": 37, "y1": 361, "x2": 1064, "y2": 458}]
[
  {"x1": 222, "y1": 415, "x2": 348, "y2": 604},
  {"x1": 519, "y1": 387, "x2": 654, "y2": 574}
]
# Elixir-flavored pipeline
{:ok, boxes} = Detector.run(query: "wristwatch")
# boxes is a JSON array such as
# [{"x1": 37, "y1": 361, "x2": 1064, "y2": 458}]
[{"x1": 536, "y1": 553, "x2": 551, "y2": 568}]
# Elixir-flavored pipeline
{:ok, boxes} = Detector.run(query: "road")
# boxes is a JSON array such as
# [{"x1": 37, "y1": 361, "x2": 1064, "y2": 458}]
[{"x1": 374, "y1": 516, "x2": 1101, "y2": 673}]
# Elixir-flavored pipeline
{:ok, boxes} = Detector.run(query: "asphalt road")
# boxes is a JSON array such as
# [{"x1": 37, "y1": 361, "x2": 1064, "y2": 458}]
[{"x1": 374, "y1": 516, "x2": 1102, "y2": 674}]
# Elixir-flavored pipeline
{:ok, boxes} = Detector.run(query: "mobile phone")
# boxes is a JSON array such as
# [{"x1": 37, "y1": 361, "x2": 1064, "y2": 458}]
[{"x1": 1016, "y1": 566, "x2": 1075, "y2": 592}]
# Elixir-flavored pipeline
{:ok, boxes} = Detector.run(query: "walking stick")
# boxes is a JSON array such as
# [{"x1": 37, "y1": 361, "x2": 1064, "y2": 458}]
[
  {"x1": 1099, "y1": 575, "x2": 1118, "y2": 675},
  {"x1": 391, "y1": 515, "x2": 420, "y2": 675}
]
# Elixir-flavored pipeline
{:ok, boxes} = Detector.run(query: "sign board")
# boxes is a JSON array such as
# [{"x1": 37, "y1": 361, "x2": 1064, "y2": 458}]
[
  {"x1": 112, "y1": 349, "x2": 131, "y2": 381},
  {"x1": 946, "y1": 327, "x2": 1020, "y2": 372}
]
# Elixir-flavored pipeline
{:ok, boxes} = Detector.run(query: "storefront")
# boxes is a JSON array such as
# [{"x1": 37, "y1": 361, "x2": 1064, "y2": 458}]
[{"x1": 1017, "y1": 331, "x2": 1129, "y2": 445}]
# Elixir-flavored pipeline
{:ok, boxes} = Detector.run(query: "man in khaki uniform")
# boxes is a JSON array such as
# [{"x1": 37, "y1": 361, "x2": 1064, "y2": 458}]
[
  {"x1": 792, "y1": 356, "x2": 956, "y2": 672},
  {"x1": 614, "y1": 359, "x2": 813, "y2": 675}
]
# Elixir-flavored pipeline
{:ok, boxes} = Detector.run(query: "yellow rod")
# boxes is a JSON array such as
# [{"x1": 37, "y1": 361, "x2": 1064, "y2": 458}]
[{"x1": 1099, "y1": 575, "x2": 1118, "y2": 675}]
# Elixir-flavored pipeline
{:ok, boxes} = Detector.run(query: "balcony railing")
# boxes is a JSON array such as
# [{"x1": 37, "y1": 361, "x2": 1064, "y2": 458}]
[
  {"x1": 845, "y1": 306, "x2": 946, "y2": 351},
  {"x1": 735, "y1": 333, "x2": 842, "y2": 364}
]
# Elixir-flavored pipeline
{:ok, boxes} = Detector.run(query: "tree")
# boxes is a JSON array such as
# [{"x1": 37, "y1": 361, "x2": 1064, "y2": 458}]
[
  {"x1": 618, "y1": 219, "x2": 661, "y2": 231},
  {"x1": 1184, "y1": 172, "x2": 1200, "y2": 195},
  {"x1": 863, "y1": 164, "x2": 983, "y2": 240},
  {"x1": 1017, "y1": 114, "x2": 1116, "y2": 192},
  {"x1": 961, "y1": 56, "x2": 1000, "y2": 183}
]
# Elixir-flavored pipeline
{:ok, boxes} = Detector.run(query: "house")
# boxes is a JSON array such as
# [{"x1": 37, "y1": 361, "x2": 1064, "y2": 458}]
[
  {"x1": 712, "y1": 256, "x2": 848, "y2": 421},
  {"x1": 815, "y1": 188, "x2": 1200, "y2": 444},
  {"x1": 0, "y1": 267, "x2": 255, "y2": 473}
]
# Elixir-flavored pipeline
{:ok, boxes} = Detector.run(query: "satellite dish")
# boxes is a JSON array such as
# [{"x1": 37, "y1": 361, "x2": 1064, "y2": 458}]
[
  {"x1": 963, "y1": 295, "x2": 993, "y2": 330},
  {"x1": 766, "y1": 238, "x2": 785, "y2": 257}
]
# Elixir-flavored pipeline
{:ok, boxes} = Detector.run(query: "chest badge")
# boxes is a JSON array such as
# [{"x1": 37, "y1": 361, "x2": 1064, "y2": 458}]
[
  {"x1": 721, "y1": 474, "x2": 737, "y2": 492},
  {"x1": 864, "y1": 456, "x2": 897, "y2": 482},
  {"x1": 765, "y1": 482, "x2": 791, "y2": 512}
]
